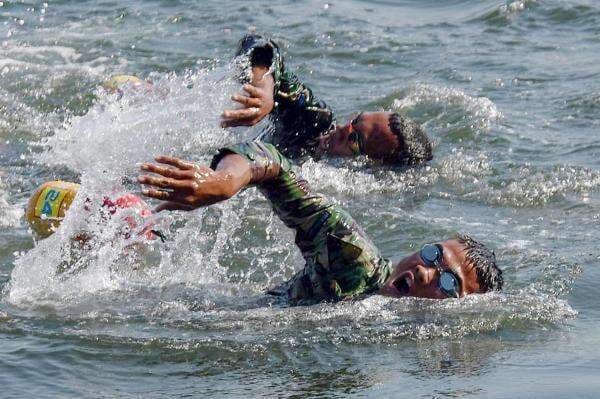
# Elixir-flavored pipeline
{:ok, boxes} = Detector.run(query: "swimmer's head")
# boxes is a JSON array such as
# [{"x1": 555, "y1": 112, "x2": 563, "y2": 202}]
[
  {"x1": 102, "y1": 75, "x2": 151, "y2": 94},
  {"x1": 26, "y1": 181, "x2": 80, "y2": 239},
  {"x1": 378, "y1": 235, "x2": 503, "y2": 299},
  {"x1": 317, "y1": 112, "x2": 433, "y2": 165},
  {"x1": 27, "y1": 181, "x2": 154, "y2": 240}
]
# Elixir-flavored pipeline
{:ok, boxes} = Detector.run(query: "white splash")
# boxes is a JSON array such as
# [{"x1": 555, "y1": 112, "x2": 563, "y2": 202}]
[
  {"x1": 7, "y1": 65, "x2": 255, "y2": 306},
  {"x1": 0, "y1": 176, "x2": 22, "y2": 228},
  {"x1": 393, "y1": 83, "x2": 502, "y2": 131}
]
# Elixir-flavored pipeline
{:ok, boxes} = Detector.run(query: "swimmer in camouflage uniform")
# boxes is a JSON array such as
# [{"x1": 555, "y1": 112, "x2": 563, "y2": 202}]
[
  {"x1": 221, "y1": 34, "x2": 433, "y2": 165},
  {"x1": 138, "y1": 141, "x2": 502, "y2": 305}
]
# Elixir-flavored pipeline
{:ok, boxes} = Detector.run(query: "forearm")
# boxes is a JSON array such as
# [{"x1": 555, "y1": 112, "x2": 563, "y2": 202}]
[
  {"x1": 213, "y1": 154, "x2": 253, "y2": 198},
  {"x1": 251, "y1": 66, "x2": 274, "y2": 90}
]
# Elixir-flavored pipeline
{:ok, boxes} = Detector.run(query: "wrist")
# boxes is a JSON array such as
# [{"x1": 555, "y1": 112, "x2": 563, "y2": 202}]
[
  {"x1": 214, "y1": 153, "x2": 253, "y2": 195},
  {"x1": 213, "y1": 170, "x2": 235, "y2": 199},
  {"x1": 251, "y1": 66, "x2": 271, "y2": 84}
]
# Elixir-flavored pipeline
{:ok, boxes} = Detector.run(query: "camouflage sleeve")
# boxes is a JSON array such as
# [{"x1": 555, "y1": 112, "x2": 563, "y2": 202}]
[
  {"x1": 234, "y1": 35, "x2": 335, "y2": 159},
  {"x1": 210, "y1": 140, "x2": 330, "y2": 240},
  {"x1": 211, "y1": 141, "x2": 392, "y2": 303}
]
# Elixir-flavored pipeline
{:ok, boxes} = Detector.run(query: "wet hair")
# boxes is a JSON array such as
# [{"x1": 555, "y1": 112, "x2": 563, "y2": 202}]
[
  {"x1": 388, "y1": 113, "x2": 433, "y2": 165},
  {"x1": 458, "y1": 234, "x2": 503, "y2": 292}
]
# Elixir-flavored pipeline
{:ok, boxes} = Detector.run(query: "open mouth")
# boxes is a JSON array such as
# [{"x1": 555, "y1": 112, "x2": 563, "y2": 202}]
[{"x1": 392, "y1": 272, "x2": 414, "y2": 296}]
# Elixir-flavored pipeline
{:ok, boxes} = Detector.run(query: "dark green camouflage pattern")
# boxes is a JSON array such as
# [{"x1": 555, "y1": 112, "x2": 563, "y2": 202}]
[
  {"x1": 235, "y1": 35, "x2": 335, "y2": 159},
  {"x1": 212, "y1": 141, "x2": 392, "y2": 305}
]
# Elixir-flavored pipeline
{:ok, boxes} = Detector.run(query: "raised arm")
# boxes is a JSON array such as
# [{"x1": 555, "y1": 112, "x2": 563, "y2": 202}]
[
  {"x1": 138, "y1": 141, "x2": 327, "y2": 234},
  {"x1": 221, "y1": 35, "x2": 278, "y2": 128},
  {"x1": 221, "y1": 65, "x2": 275, "y2": 128},
  {"x1": 220, "y1": 35, "x2": 334, "y2": 159}
]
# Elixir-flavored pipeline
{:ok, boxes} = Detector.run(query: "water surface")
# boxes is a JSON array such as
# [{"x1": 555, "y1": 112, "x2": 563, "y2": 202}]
[{"x1": 1, "y1": 0, "x2": 599, "y2": 397}]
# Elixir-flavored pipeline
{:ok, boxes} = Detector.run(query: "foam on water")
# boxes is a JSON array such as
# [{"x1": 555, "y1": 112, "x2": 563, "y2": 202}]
[
  {"x1": 499, "y1": 0, "x2": 534, "y2": 15},
  {"x1": 300, "y1": 147, "x2": 598, "y2": 208},
  {"x1": 6, "y1": 288, "x2": 575, "y2": 347},
  {"x1": 0, "y1": 86, "x2": 60, "y2": 137},
  {"x1": 36, "y1": 71, "x2": 236, "y2": 175},
  {"x1": 0, "y1": 177, "x2": 22, "y2": 228},
  {"x1": 392, "y1": 83, "x2": 501, "y2": 132},
  {"x1": 3, "y1": 59, "x2": 577, "y2": 345},
  {"x1": 7, "y1": 64, "x2": 250, "y2": 305},
  {"x1": 475, "y1": 0, "x2": 537, "y2": 23}
]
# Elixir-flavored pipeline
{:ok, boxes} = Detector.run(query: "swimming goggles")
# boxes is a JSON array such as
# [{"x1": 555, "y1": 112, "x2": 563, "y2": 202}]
[{"x1": 420, "y1": 244, "x2": 461, "y2": 298}]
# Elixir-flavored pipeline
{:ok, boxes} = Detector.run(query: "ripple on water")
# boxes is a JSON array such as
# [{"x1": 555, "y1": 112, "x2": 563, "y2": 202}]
[
  {"x1": 564, "y1": 92, "x2": 600, "y2": 121},
  {"x1": 473, "y1": 0, "x2": 538, "y2": 26},
  {"x1": 301, "y1": 148, "x2": 600, "y2": 208},
  {"x1": 0, "y1": 286, "x2": 577, "y2": 349},
  {"x1": 475, "y1": 0, "x2": 600, "y2": 28},
  {"x1": 389, "y1": 83, "x2": 501, "y2": 133}
]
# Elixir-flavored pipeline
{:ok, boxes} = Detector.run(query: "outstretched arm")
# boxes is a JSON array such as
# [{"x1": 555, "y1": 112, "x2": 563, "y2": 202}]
[
  {"x1": 137, "y1": 154, "x2": 252, "y2": 212},
  {"x1": 139, "y1": 140, "x2": 332, "y2": 256},
  {"x1": 139, "y1": 141, "x2": 390, "y2": 303},
  {"x1": 138, "y1": 141, "x2": 287, "y2": 212}
]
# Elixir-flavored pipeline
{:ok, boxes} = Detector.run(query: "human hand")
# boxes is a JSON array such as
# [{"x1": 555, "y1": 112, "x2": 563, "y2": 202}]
[
  {"x1": 221, "y1": 67, "x2": 275, "y2": 128},
  {"x1": 138, "y1": 156, "x2": 234, "y2": 211}
]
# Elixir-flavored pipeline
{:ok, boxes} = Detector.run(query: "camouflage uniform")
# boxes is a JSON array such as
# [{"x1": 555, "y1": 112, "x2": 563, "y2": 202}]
[
  {"x1": 211, "y1": 141, "x2": 392, "y2": 305},
  {"x1": 235, "y1": 35, "x2": 335, "y2": 159}
]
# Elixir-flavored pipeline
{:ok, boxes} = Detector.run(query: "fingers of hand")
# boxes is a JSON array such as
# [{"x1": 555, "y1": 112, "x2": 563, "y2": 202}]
[
  {"x1": 154, "y1": 156, "x2": 195, "y2": 170},
  {"x1": 220, "y1": 115, "x2": 261, "y2": 128},
  {"x1": 140, "y1": 163, "x2": 193, "y2": 179},
  {"x1": 221, "y1": 119, "x2": 249, "y2": 128},
  {"x1": 231, "y1": 93, "x2": 262, "y2": 108},
  {"x1": 155, "y1": 201, "x2": 193, "y2": 213},
  {"x1": 138, "y1": 175, "x2": 190, "y2": 190},
  {"x1": 221, "y1": 107, "x2": 260, "y2": 121},
  {"x1": 243, "y1": 84, "x2": 261, "y2": 97},
  {"x1": 141, "y1": 188, "x2": 177, "y2": 202},
  {"x1": 221, "y1": 103, "x2": 263, "y2": 127}
]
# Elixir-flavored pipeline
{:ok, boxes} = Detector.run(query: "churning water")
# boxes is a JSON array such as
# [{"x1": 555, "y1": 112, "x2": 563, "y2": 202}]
[{"x1": 0, "y1": 0, "x2": 599, "y2": 397}]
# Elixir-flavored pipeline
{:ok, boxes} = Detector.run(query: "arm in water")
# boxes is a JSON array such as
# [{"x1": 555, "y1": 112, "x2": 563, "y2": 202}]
[{"x1": 138, "y1": 141, "x2": 391, "y2": 304}]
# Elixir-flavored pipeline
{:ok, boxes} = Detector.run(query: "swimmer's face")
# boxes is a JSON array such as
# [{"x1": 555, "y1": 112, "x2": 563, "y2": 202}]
[
  {"x1": 378, "y1": 239, "x2": 483, "y2": 299},
  {"x1": 316, "y1": 112, "x2": 400, "y2": 160}
]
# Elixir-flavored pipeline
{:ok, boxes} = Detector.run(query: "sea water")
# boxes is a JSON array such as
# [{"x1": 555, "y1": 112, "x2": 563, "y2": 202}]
[{"x1": 0, "y1": 1, "x2": 599, "y2": 397}]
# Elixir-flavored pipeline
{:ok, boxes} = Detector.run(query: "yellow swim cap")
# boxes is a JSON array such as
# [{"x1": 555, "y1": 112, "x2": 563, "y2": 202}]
[
  {"x1": 26, "y1": 181, "x2": 80, "y2": 239},
  {"x1": 102, "y1": 75, "x2": 148, "y2": 93}
]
